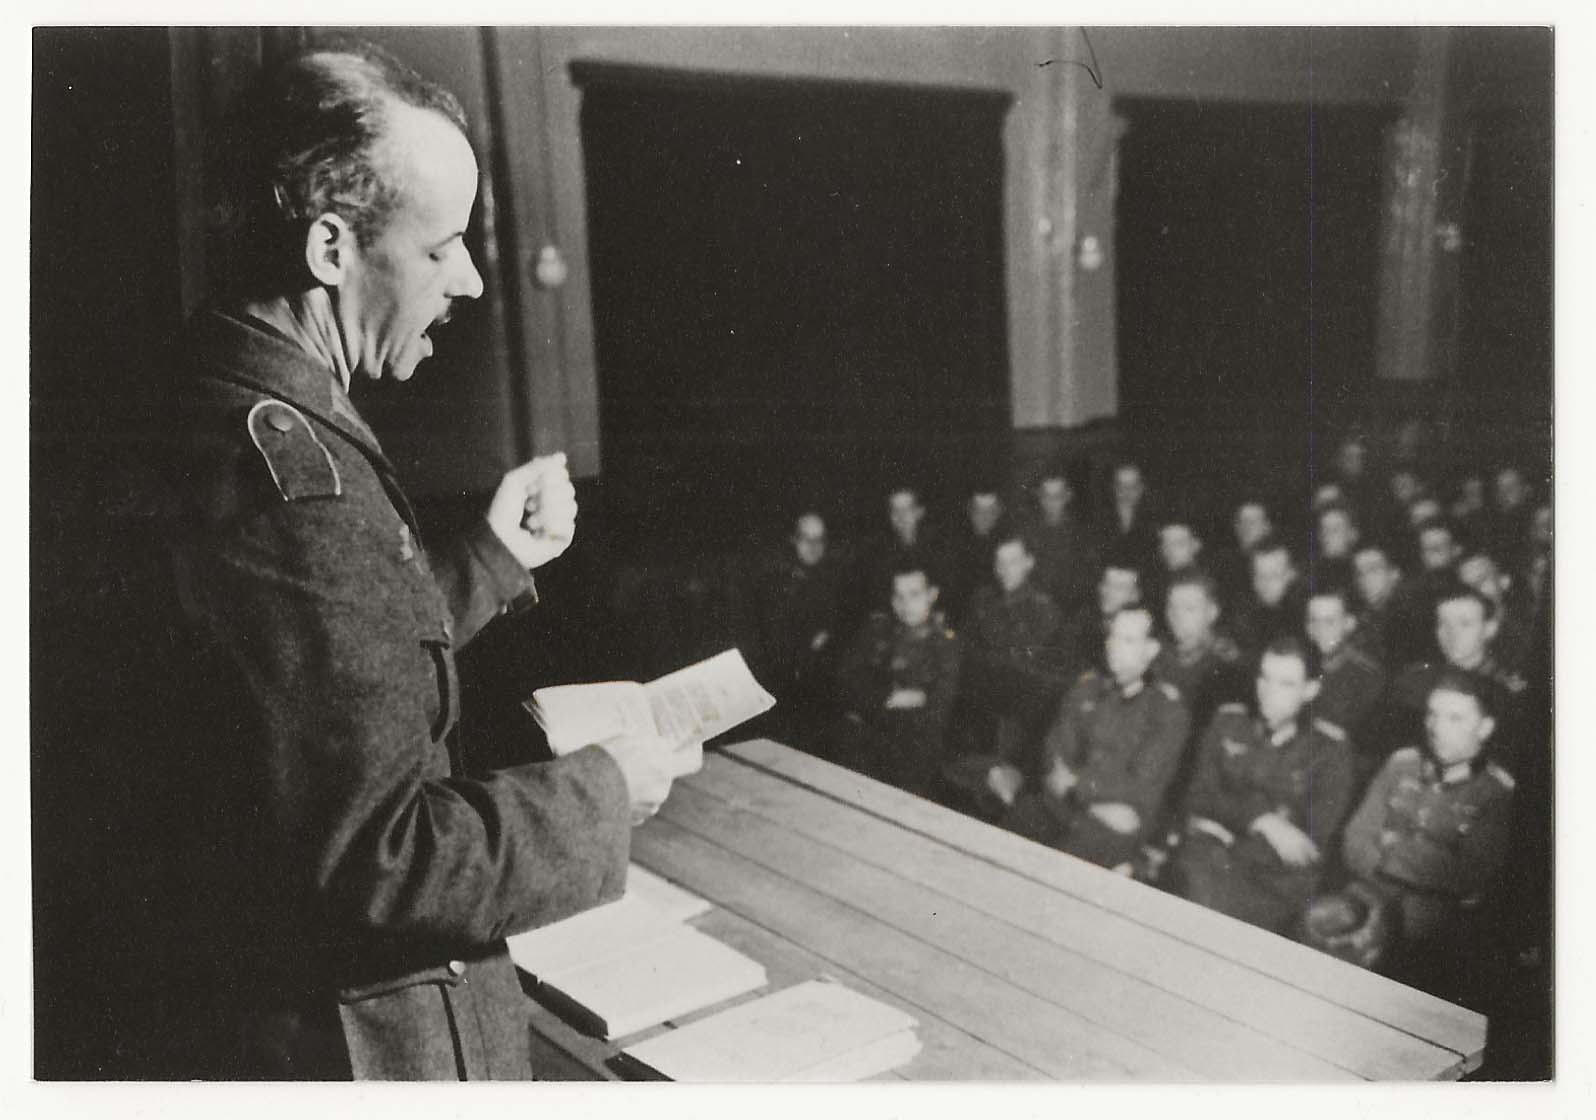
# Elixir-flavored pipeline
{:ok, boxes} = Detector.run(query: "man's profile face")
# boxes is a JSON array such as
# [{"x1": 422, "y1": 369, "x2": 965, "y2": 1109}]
[
  {"x1": 1426, "y1": 688, "x2": 1493, "y2": 768},
  {"x1": 992, "y1": 540, "x2": 1034, "y2": 594},
  {"x1": 1437, "y1": 597, "x2": 1496, "y2": 668},
  {"x1": 792, "y1": 514, "x2": 827, "y2": 567},
  {"x1": 1495, "y1": 468, "x2": 1529, "y2": 511},
  {"x1": 1234, "y1": 503, "x2": 1271, "y2": 550},
  {"x1": 1037, "y1": 477, "x2": 1070, "y2": 524},
  {"x1": 1105, "y1": 610, "x2": 1158, "y2": 686},
  {"x1": 1318, "y1": 510, "x2": 1358, "y2": 559},
  {"x1": 1158, "y1": 524, "x2": 1200, "y2": 572},
  {"x1": 888, "y1": 491, "x2": 924, "y2": 543},
  {"x1": 1305, "y1": 595, "x2": 1355, "y2": 657},
  {"x1": 1165, "y1": 584, "x2": 1217, "y2": 648},
  {"x1": 1256, "y1": 651, "x2": 1316, "y2": 730},
  {"x1": 968, "y1": 493, "x2": 1002, "y2": 535},
  {"x1": 891, "y1": 571, "x2": 937, "y2": 628},
  {"x1": 340, "y1": 105, "x2": 484, "y2": 383},
  {"x1": 1251, "y1": 549, "x2": 1295, "y2": 607},
  {"x1": 1418, "y1": 527, "x2": 1458, "y2": 573},
  {"x1": 1098, "y1": 567, "x2": 1140, "y2": 616},
  {"x1": 1353, "y1": 548, "x2": 1398, "y2": 606},
  {"x1": 1113, "y1": 466, "x2": 1145, "y2": 507}
]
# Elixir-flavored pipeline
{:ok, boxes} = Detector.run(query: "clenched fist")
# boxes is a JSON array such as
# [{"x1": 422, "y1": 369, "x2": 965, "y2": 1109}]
[{"x1": 487, "y1": 452, "x2": 578, "y2": 570}]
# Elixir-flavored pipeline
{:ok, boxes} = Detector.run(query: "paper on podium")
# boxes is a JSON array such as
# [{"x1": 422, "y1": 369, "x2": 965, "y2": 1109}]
[
  {"x1": 625, "y1": 864, "x2": 712, "y2": 923},
  {"x1": 620, "y1": 980, "x2": 921, "y2": 1082},
  {"x1": 506, "y1": 894, "x2": 681, "y2": 981},
  {"x1": 535, "y1": 925, "x2": 768, "y2": 1041}
]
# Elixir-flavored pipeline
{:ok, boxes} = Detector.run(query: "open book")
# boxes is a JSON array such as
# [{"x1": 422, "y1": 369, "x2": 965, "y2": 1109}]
[{"x1": 526, "y1": 648, "x2": 776, "y2": 756}]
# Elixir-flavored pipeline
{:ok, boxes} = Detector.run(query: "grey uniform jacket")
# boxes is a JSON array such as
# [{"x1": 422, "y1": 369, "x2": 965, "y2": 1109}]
[{"x1": 156, "y1": 309, "x2": 631, "y2": 1079}]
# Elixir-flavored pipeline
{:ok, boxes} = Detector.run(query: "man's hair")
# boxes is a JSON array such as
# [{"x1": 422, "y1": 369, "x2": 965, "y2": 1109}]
[
  {"x1": 890, "y1": 563, "x2": 936, "y2": 588},
  {"x1": 994, "y1": 529, "x2": 1033, "y2": 555},
  {"x1": 1316, "y1": 501, "x2": 1358, "y2": 528},
  {"x1": 887, "y1": 484, "x2": 923, "y2": 506},
  {"x1": 1306, "y1": 583, "x2": 1356, "y2": 613},
  {"x1": 1165, "y1": 568, "x2": 1220, "y2": 605},
  {"x1": 1158, "y1": 513, "x2": 1200, "y2": 537},
  {"x1": 1353, "y1": 538, "x2": 1399, "y2": 567},
  {"x1": 212, "y1": 39, "x2": 468, "y2": 294},
  {"x1": 1261, "y1": 634, "x2": 1323, "y2": 681},
  {"x1": 1429, "y1": 667, "x2": 1499, "y2": 722},
  {"x1": 1100, "y1": 541, "x2": 1144, "y2": 582},
  {"x1": 1435, "y1": 580, "x2": 1499, "y2": 623},
  {"x1": 1108, "y1": 604, "x2": 1156, "y2": 633},
  {"x1": 1415, "y1": 516, "x2": 1458, "y2": 541},
  {"x1": 1249, "y1": 534, "x2": 1294, "y2": 564}
]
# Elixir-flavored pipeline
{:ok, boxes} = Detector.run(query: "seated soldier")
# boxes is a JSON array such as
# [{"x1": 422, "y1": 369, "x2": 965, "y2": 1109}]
[
  {"x1": 1229, "y1": 536, "x2": 1306, "y2": 664},
  {"x1": 1306, "y1": 671, "x2": 1515, "y2": 1007},
  {"x1": 1022, "y1": 465, "x2": 1100, "y2": 615},
  {"x1": 1311, "y1": 502, "x2": 1361, "y2": 593},
  {"x1": 1057, "y1": 547, "x2": 1144, "y2": 679},
  {"x1": 750, "y1": 510, "x2": 842, "y2": 732},
  {"x1": 1108, "y1": 460, "x2": 1160, "y2": 576},
  {"x1": 997, "y1": 606, "x2": 1191, "y2": 873},
  {"x1": 857, "y1": 485, "x2": 945, "y2": 623},
  {"x1": 1408, "y1": 516, "x2": 1465, "y2": 627},
  {"x1": 1350, "y1": 540, "x2": 1427, "y2": 668},
  {"x1": 1304, "y1": 585, "x2": 1386, "y2": 746},
  {"x1": 1457, "y1": 546, "x2": 1536, "y2": 677},
  {"x1": 943, "y1": 484, "x2": 1008, "y2": 624},
  {"x1": 942, "y1": 533, "x2": 1067, "y2": 814},
  {"x1": 1486, "y1": 463, "x2": 1535, "y2": 568},
  {"x1": 1211, "y1": 496, "x2": 1275, "y2": 609},
  {"x1": 1371, "y1": 582, "x2": 1526, "y2": 788},
  {"x1": 1175, "y1": 637, "x2": 1354, "y2": 936},
  {"x1": 1150, "y1": 569, "x2": 1245, "y2": 735},
  {"x1": 1147, "y1": 513, "x2": 1205, "y2": 616},
  {"x1": 834, "y1": 565, "x2": 962, "y2": 799}
]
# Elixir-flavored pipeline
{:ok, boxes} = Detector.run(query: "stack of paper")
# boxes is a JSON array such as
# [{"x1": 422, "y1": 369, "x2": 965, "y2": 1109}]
[
  {"x1": 625, "y1": 864, "x2": 712, "y2": 923},
  {"x1": 507, "y1": 894, "x2": 765, "y2": 1041},
  {"x1": 619, "y1": 980, "x2": 922, "y2": 1082}
]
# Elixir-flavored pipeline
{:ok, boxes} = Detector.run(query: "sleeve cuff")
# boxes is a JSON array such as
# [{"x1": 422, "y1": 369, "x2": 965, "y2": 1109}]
[{"x1": 466, "y1": 517, "x2": 539, "y2": 614}]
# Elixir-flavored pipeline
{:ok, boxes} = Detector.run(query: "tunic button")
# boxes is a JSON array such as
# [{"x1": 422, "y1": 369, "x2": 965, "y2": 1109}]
[
  {"x1": 447, "y1": 959, "x2": 466, "y2": 977},
  {"x1": 266, "y1": 410, "x2": 293, "y2": 433}
]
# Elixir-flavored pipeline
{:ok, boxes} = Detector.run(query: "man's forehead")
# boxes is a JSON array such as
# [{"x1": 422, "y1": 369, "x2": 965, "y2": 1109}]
[{"x1": 379, "y1": 102, "x2": 478, "y2": 222}]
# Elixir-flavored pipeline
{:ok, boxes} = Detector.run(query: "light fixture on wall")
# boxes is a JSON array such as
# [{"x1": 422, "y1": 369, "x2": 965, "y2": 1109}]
[{"x1": 533, "y1": 244, "x2": 569, "y2": 290}]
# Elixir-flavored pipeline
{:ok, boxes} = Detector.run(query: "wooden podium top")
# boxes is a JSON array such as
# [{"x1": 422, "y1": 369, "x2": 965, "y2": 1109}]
[{"x1": 525, "y1": 739, "x2": 1487, "y2": 1081}]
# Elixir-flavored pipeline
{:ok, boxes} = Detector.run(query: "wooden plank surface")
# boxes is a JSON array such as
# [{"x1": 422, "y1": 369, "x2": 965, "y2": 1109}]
[
  {"x1": 720, "y1": 739, "x2": 1487, "y2": 1076},
  {"x1": 661, "y1": 776, "x2": 1360, "y2": 1080}
]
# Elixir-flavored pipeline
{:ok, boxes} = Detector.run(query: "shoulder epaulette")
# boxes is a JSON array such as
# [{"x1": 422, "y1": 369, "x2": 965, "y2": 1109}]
[
  {"x1": 247, "y1": 400, "x2": 341, "y2": 502},
  {"x1": 1212, "y1": 636, "x2": 1241, "y2": 662},
  {"x1": 1312, "y1": 717, "x2": 1347, "y2": 742},
  {"x1": 1390, "y1": 746, "x2": 1423, "y2": 765},
  {"x1": 1217, "y1": 701, "x2": 1248, "y2": 715},
  {"x1": 1486, "y1": 762, "x2": 1517, "y2": 791},
  {"x1": 1156, "y1": 680, "x2": 1182, "y2": 703}
]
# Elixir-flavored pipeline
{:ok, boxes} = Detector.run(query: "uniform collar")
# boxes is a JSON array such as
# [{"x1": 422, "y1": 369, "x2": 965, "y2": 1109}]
[
  {"x1": 1116, "y1": 677, "x2": 1145, "y2": 700},
  {"x1": 185, "y1": 307, "x2": 392, "y2": 473}
]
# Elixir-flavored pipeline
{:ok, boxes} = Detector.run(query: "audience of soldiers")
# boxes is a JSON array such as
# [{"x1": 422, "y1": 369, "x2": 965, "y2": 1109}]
[{"x1": 732, "y1": 433, "x2": 1548, "y2": 1013}]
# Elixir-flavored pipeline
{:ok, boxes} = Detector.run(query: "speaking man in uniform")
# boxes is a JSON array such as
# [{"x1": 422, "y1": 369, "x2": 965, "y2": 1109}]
[{"x1": 134, "y1": 42, "x2": 699, "y2": 1080}]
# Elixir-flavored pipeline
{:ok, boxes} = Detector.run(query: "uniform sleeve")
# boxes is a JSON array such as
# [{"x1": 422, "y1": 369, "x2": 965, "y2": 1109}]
[
  {"x1": 926, "y1": 634, "x2": 963, "y2": 732},
  {"x1": 1342, "y1": 754, "x2": 1401, "y2": 880},
  {"x1": 837, "y1": 622, "x2": 890, "y2": 714},
  {"x1": 429, "y1": 517, "x2": 538, "y2": 650},
  {"x1": 1183, "y1": 715, "x2": 1273, "y2": 834},
  {"x1": 193, "y1": 496, "x2": 630, "y2": 951},
  {"x1": 1301, "y1": 742, "x2": 1357, "y2": 852},
  {"x1": 1040, "y1": 682, "x2": 1089, "y2": 773},
  {"x1": 1451, "y1": 784, "x2": 1515, "y2": 900},
  {"x1": 1075, "y1": 694, "x2": 1192, "y2": 822}
]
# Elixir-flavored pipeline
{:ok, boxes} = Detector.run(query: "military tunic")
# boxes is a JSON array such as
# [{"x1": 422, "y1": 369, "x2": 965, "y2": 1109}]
[
  {"x1": 1314, "y1": 641, "x2": 1387, "y2": 746},
  {"x1": 1342, "y1": 747, "x2": 1516, "y2": 943},
  {"x1": 1177, "y1": 705, "x2": 1355, "y2": 934},
  {"x1": 1370, "y1": 656, "x2": 1526, "y2": 781},
  {"x1": 835, "y1": 611, "x2": 962, "y2": 797},
  {"x1": 152, "y1": 310, "x2": 633, "y2": 1079},
  {"x1": 1005, "y1": 671, "x2": 1191, "y2": 868}
]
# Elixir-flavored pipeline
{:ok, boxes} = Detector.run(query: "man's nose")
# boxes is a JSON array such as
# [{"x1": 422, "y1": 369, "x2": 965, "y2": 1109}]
[{"x1": 450, "y1": 246, "x2": 485, "y2": 301}]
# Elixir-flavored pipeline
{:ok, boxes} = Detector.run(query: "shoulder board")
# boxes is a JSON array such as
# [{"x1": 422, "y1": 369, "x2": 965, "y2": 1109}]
[
  {"x1": 1312, "y1": 717, "x2": 1347, "y2": 742},
  {"x1": 1486, "y1": 762, "x2": 1517, "y2": 791},
  {"x1": 1345, "y1": 646, "x2": 1380, "y2": 670},
  {"x1": 247, "y1": 400, "x2": 341, "y2": 502},
  {"x1": 942, "y1": 626, "x2": 957, "y2": 640},
  {"x1": 1216, "y1": 702, "x2": 1249, "y2": 716},
  {"x1": 1157, "y1": 681, "x2": 1182, "y2": 703},
  {"x1": 1212, "y1": 636, "x2": 1241, "y2": 662},
  {"x1": 1077, "y1": 669, "x2": 1102, "y2": 687},
  {"x1": 1390, "y1": 746, "x2": 1423, "y2": 766}
]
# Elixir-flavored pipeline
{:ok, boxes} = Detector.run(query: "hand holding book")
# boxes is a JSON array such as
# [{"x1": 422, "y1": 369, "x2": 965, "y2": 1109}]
[{"x1": 596, "y1": 732, "x2": 704, "y2": 824}]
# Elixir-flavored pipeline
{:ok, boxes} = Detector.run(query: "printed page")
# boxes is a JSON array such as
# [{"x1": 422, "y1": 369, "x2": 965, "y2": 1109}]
[
  {"x1": 505, "y1": 894, "x2": 682, "y2": 981},
  {"x1": 625, "y1": 864, "x2": 713, "y2": 923},
  {"x1": 642, "y1": 648, "x2": 776, "y2": 744},
  {"x1": 526, "y1": 680, "x2": 652, "y2": 756}
]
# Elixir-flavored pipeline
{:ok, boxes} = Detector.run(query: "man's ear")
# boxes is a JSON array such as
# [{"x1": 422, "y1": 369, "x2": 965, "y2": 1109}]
[
  {"x1": 1303, "y1": 679, "x2": 1322, "y2": 704},
  {"x1": 1478, "y1": 714, "x2": 1497, "y2": 744},
  {"x1": 304, "y1": 213, "x2": 356, "y2": 287}
]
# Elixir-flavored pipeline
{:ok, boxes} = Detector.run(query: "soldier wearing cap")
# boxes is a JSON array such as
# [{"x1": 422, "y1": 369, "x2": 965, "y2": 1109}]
[
  {"x1": 999, "y1": 606, "x2": 1191, "y2": 871},
  {"x1": 835, "y1": 565, "x2": 962, "y2": 799},
  {"x1": 134, "y1": 43, "x2": 699, "y2": 1079},
  {"x1": 1175, "y1": 637, "x2": 1354, "y2": 935}
]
